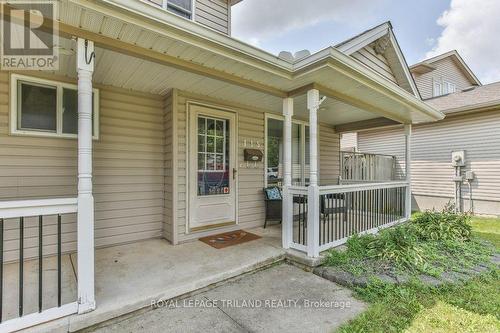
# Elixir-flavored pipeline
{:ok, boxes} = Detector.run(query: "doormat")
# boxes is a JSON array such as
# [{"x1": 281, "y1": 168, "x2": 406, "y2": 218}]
[{"x1": 199, "y1": 230, "x2": 261, "y2": 249}]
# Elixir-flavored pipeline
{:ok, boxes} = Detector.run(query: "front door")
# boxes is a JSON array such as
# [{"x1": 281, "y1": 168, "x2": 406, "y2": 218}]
[{"x1": 189, "y1": 104, "x2": 237, "y2": 231}]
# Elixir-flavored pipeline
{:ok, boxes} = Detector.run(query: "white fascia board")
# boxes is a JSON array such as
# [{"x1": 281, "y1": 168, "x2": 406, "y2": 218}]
[
  {"x1": 387, "y1": 31, "x2": 420, "y2": 98},
  {"x1": 336, "y1": 23, "x2": 390, "y2": 55},
  {"x1": 296, "y1": 48, "x2": 444, "y2": 122},
  {"x1": 75, "y1": 0, "x2": 294, "y2": 73},
  {"x1": 68, "y1": 1, "x2": 443, "y2": 122},
  {"x1": 415, "y1": 51, "x2": 481, "y2": 86}
]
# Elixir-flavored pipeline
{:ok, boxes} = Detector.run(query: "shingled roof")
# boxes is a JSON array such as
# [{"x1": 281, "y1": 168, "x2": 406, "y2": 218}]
[{"x1": 425, "y1": 81, "x2": 500, "y2": 114}]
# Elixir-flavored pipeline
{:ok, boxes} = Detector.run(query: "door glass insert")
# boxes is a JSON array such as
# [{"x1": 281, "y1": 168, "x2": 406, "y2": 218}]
[{"x1": 197, "y1": 116, "x2": 230, "y2": 196}]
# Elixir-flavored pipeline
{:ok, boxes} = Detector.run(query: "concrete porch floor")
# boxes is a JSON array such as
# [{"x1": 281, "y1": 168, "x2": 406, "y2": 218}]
[{"x1": 17, "y1": 226, "x2": 285, "y2": 332}]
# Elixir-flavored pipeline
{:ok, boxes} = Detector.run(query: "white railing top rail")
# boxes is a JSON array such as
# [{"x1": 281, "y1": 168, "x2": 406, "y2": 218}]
[
  {"x1": 288, "y1": 186, "x2": 308, "y2": 195},
  {"x1": 319, "y1": 181, "x2": 408, "y2": 195},
  {"x1": 340, "y1": 151, "x2": 396, "y2": 158},
  {"x1": 0, "y1": 198, "x2": 78, "y2": 219}
]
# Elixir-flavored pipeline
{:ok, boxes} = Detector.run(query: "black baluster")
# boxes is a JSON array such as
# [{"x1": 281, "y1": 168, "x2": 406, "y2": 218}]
[
  {"x1": 19, "y1": 217, "x2": 24, "y2": 317},
  {"x1": 58, "y1": 214, "x2": 62, "y2": 307}
]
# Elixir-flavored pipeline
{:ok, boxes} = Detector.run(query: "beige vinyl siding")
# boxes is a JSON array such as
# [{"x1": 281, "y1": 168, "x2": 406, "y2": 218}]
[
  {"x1": 351, "y1": 45, "x2": 398, "y2": 84},
  {"x1": 340, "y1": 132, "x2": 358, "y2": 151},
  {"x1": 0, "y1": 71, "x2": 166, "y2": 261},
  {"x1": 172, "y1": 91, "x2": 341, "y2": 241},
  {"x1": 413, "y1": 57, "x2": 474, "y2": 99},
  {"x1": 319, "y1": 124, "x2": 340, "y2": 185},
  {"x1": 195, "y1": 0, "x2": 229, "y2": 35},
  {"x1": 357, "y1": 109, "x2": 500, "y2": 214}
]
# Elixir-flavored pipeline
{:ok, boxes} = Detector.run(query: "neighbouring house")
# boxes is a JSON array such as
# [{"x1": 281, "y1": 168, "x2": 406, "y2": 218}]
[
  {"x1": 0, "y1": 2, "x2": 443, "y2": 331},
  {"x1": 344, "y1": 50, "x2": 500, "y2": 216}
]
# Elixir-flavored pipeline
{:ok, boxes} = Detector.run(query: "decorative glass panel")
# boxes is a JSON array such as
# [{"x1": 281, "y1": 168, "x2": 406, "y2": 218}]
[
  {"x1": 207, "y1": 118, "x2": 215, "y2": 136},
  {"x1": 198, "y1": 117, "x2": 206, "y2": 134},
  {"x1": 19, "y1": 81, "x2": 57, "y2": 131},
  {"x1": 207, "y1": 136, "x2": 215, "y2": 152},
  {"x1": 197, "y1": 116, "x2": 230, "y2": 196},
  {"x1": 216, "y1": 137, "x2": 224, "y2": 153}
]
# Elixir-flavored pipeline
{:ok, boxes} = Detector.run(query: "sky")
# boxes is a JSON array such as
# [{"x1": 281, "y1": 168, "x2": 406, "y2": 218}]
[{"x1": 231, "y1": 0, "x2": 500, "y2": 84}]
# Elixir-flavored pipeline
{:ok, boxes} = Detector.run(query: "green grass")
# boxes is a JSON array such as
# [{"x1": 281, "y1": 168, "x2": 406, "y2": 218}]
[
  {"x1": 404, "y1": 301, "x2": 500, "y2": 333},
  {"x1": 335, "y1": 216, "x2": 500, "y2": 333},
  {"x1": 470, "y1": 217, "x2": 500, "y2": 249}
]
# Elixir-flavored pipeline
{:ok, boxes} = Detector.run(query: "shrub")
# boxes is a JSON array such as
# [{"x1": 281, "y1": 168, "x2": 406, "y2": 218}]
[
  {"x1": 412, "y1": 210, "x2": 472, "y2": 242},
  {"x1": 366, "y1": 225, "x2": 426, "y2": 268}
]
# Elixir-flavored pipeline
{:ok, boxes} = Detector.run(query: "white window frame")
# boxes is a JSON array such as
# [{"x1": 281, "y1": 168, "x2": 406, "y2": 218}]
[
  {"x1": 10, "y1": 74, "x2": 100, "y2": 140},
  {"x1": 163, "y1": 0, "x2": 195, "y2": 19},
  {"x1": 264, "y1": 113, "x2": 311, "y2": 187},
  {"x1": 433, "y1": 79, "x2": 443, "y2": 97},
  {"x1": 443, "y1": 81, "x2": 456, "y2": 94},
  {"x1": 143, "y1": 0, "x2": 196, "y2": 20}
]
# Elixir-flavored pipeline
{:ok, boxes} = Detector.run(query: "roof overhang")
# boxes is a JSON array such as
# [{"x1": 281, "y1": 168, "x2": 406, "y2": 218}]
[
  {"x1": 410, "y1": 63, "x2": 436, "y2": 75},
  {"x1": 412, "y1": 50, "x2": 482, "y2": 86},
  {"x1": 51, "y1": 0, "x2": 444, "y2": 125}
]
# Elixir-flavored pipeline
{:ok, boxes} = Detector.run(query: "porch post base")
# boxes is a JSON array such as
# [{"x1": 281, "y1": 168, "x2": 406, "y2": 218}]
[
  {"x1": 77, "y1": 194, "x2": 96, "y2": 314},
  {"x1": 306, "y1": 185, "x2": 320, "y2": 258}
]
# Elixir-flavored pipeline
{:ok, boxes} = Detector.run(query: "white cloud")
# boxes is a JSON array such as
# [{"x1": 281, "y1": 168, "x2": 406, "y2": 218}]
[
  {"x1": 426, "y1": 0, "x2": 500, "y2": 83},
  {"x1": 231, "y1": 0, "x2": 386, "y2": 47}
]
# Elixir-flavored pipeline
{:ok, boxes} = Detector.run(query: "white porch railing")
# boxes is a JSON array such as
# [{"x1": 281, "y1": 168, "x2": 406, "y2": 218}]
[
  {"x1": 0, "y1": 198, "x2": 78, "y2": 332},
  {"x1": 285, "y1": 181, "x2": 409, "y2": 257}
]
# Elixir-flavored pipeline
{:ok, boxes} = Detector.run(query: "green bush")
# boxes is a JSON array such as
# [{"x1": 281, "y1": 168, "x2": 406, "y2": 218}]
[
  {"x1": 412, "y1": 210, "x2": 472, "y2": 242},
  {"x1": 326, "y1": 208, "x2": 484, "y2": 273},
  {"x1": 367, "y1": 225, "x2": 425, "y2": 268}
]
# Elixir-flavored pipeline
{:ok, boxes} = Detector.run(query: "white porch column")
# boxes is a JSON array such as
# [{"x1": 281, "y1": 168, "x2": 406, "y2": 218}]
[
  {"x1": 404, "y1": 124, "x2": 412, "y2": 219},
  {"x1": 307, "y1": 89, "x2": 320, "y2": 258},
  {"x1": 76, "y1": 38, "x2": 96, "y2": 314},
  {"x1": 282, "y1": 98, "x2": 293, "y2": 249}
]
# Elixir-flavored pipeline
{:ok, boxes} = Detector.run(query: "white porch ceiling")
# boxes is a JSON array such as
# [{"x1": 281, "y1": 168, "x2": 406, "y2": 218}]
[
  {"x1": 50, "y1": 0, "x2": 443, "y2": 126},
  {"x1": 52, "y1": 37, "x2": 382, "y2": 126}
]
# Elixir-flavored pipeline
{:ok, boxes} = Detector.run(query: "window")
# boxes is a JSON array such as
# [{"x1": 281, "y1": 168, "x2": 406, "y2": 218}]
[
  {"x1": 443, "y1": 81, "x2": 456, "y2": 94},
  {"x1": 145, "y1": 0, "x2": 194, "y2": 19},
  {"x1": 197, "y1": 116, "x2": 230, "y2": 196},
  {"x1": 11, "y1": 74, "x2": 99, "y2": 139},
  {"x1": 265, "y1": 115, "x2": 311, "y2": 187},
  {"x1": 433, "y1": 81, "x2": 442, "y2": 97},
  {"x1": 167, "y1": 0, "x2": 193, "y2": 18}
]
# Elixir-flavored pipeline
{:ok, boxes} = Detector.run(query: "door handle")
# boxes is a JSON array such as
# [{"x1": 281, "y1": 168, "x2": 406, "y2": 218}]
[{"x1": 233, "y1": 168, "x2": 237, "y2": 180}]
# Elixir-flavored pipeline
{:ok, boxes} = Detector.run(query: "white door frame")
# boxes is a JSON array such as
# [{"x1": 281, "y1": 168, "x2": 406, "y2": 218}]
[{"x1": 186, "y1": 102, "x2": 238, "y2": 233}]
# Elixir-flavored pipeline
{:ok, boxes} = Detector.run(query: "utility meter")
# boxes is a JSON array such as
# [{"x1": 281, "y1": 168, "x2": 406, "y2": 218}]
[{"x1": 451, "y1": 151, "x2": 465, "y2": 167}]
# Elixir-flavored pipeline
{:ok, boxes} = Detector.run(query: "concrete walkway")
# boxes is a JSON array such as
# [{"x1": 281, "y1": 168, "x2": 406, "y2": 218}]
[{"x1": 90, "y1": 264, "x2": 366, "y2": 333}]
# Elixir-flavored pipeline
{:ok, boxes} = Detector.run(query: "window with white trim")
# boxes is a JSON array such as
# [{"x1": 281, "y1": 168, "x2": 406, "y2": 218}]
[
  {"x1": 146, "y1": 0, "x2": 194, "y2": 19},
  {"x1": 433, "y1": 81, "x2": 442, "y2": 97},
  {"x1": 443, "y1": 81, "x2": 456, "y2": 94},
  {"x1": 265, "y1": 115, "x2": 310, "y2": 187},
  {"x1": 10, "y1": 74, "x2": 99, "y2": 139}
]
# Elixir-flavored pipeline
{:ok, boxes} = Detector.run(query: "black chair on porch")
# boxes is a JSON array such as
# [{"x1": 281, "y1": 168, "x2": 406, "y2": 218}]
[{"x1": 263, "y1": 186, "x2": 282, "y2": 228}]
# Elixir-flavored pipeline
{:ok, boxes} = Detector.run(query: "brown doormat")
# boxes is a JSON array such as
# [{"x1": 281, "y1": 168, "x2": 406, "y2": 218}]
[{"x1": 199, "y1": 230, "x2": 261, "y2": 249}]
